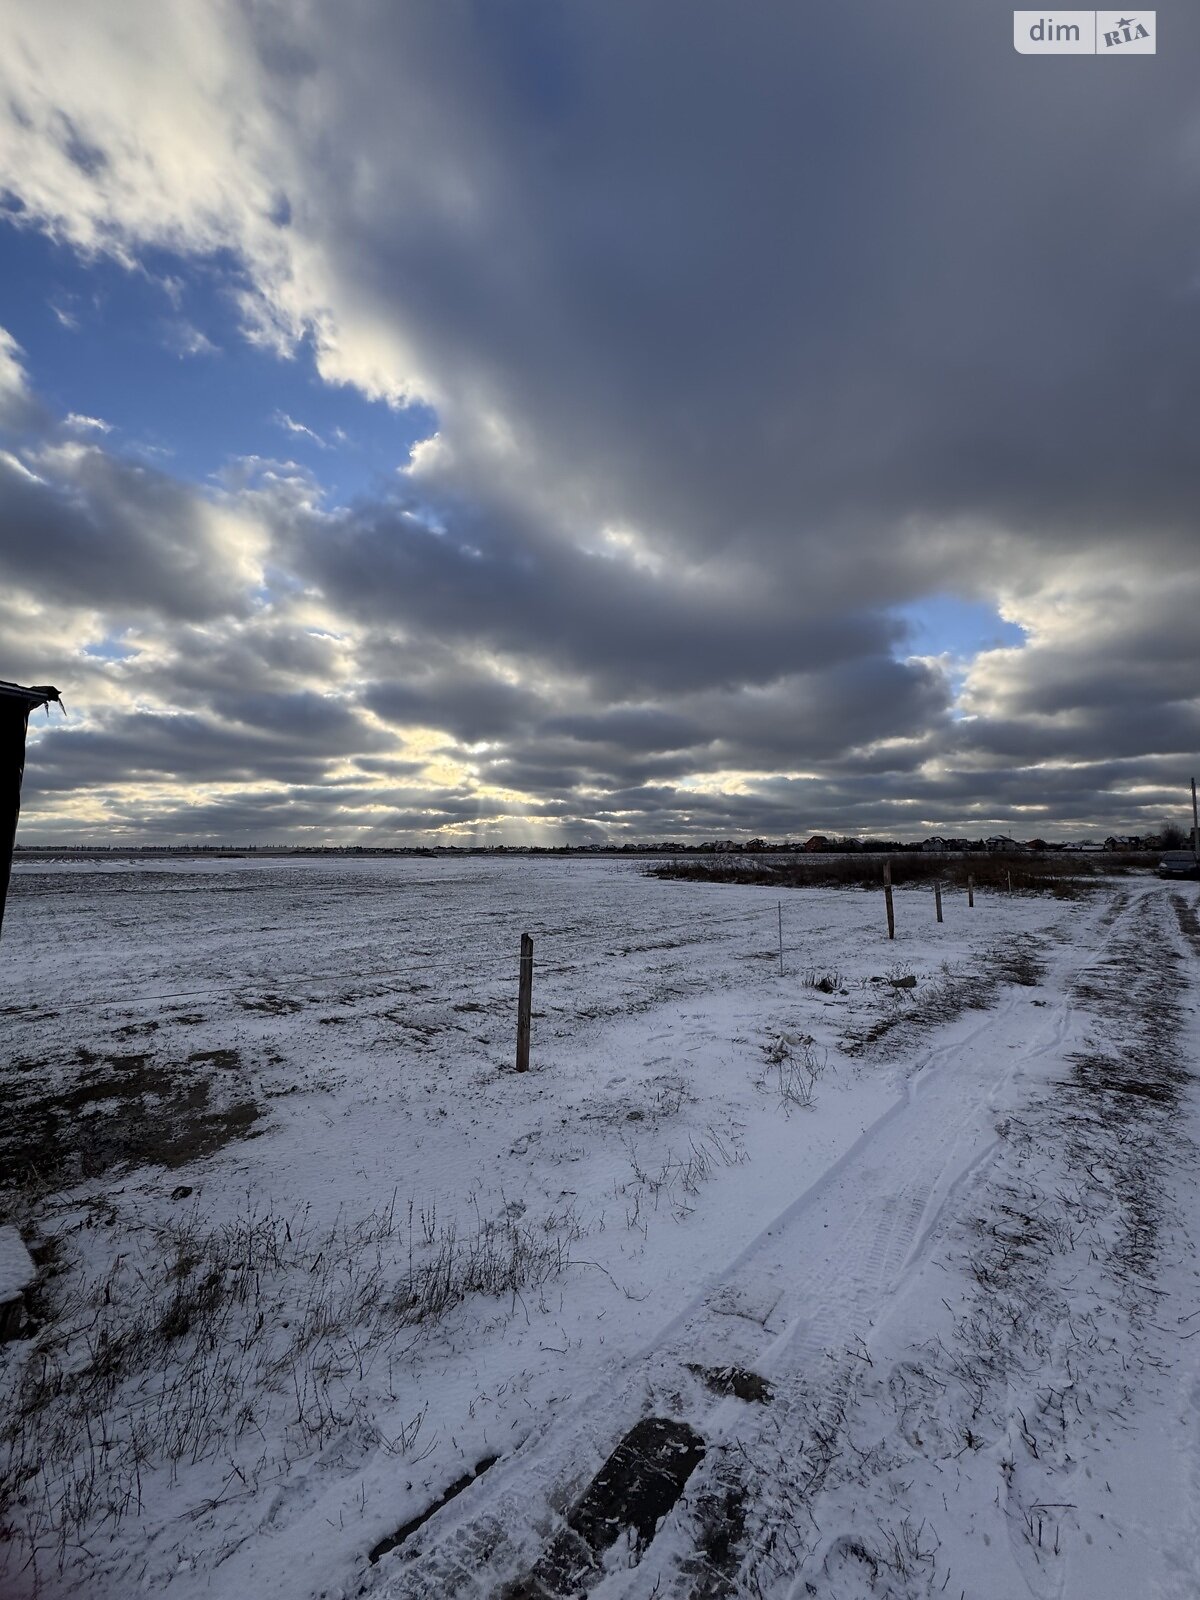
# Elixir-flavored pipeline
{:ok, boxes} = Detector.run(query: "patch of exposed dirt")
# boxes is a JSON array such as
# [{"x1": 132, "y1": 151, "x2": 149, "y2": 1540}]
[
  {"x1": 113, "y1": 1019, "x2": 160, "y2": 1038},
  {"x1": 687, "y1": 1363, "x2": 773, "y2": 1404},
  {"x1": 687, "y1": 1475, "x2": 750, "y2": 1592},
  {"x1": 186, "y1": 1049, "x2": 241, "y2": 1070},
  {"x1": 0, "y1": 1049, "x2": 260, "y2": 1192},
  {"x1": 237, "y1": 992, "x2": 302, "y2": 1014},
  {"x1": 503, "y1": 1418, "x2": 706, "y2": 1597}
]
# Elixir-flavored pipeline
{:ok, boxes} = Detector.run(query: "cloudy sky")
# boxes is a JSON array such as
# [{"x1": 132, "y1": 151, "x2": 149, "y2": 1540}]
[{"x1": 1, "y1": 1, "x2": 1197, "y2": 845}]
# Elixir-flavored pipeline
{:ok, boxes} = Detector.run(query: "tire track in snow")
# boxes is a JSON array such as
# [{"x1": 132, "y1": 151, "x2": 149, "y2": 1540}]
[
  {"x1": 623, "y1": 986, "x2": 1079, "y2": 1599},
  {"x1": 369, "y1": 920, "x2": 1095, "y2": 1599},
  {"x1": 678, "y1": 883, "x2": 1196, "y2": 1600}
]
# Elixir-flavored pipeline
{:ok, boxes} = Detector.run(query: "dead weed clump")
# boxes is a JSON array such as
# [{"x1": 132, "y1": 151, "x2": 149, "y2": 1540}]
[
  {"x1": 845, "y1": 935, "x2": 1047, "y2": 1058},
  {"x1": 0, "y1": 1193, "x2": 577, "y2": 1587},
  {"x1": 758, "y1": 1033, "x2": 827, "y2": 1111},
  {"x1": 619, "y1": 1126, "x2": 745, "y2": 1229}
]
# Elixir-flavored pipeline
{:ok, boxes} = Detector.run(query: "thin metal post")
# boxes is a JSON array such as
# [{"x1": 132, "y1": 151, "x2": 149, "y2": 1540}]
[
  {"x1": 883, "y1": 860, "x2": 895, "y2": 941},
  {"x1": 967, "y1": 874, "x2": 975, "y2": 908},
  {"x1": 934, "y1": 882, "x2": 943, "y2": 924},
  {"x1": 777, "y1": 901, "x2": 783, "y2": 976},
  {"x1": 1192, "y1": 775, "x2": 1199, "y2": 864},
  {"x1": 515, "y1": 932, "x2": 534, "y2": 1072}
]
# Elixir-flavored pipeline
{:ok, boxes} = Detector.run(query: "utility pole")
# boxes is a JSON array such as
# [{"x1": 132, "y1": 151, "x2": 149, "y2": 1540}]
[
  {"x1": 1192, "y1": 775, "x2": 1199, "y2": 865},
  {"x1": 0, "y1": 681, "x2": 60, "y2": 942}
]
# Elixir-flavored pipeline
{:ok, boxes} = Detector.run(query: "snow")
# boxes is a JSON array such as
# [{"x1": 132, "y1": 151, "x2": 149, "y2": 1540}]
[
  {"x1": 1, "y1": 856, "x2": 1198, "y2": 1599},
  {"x1": 0, "y1": 1225, "x2": 35, "y2": 1304}
]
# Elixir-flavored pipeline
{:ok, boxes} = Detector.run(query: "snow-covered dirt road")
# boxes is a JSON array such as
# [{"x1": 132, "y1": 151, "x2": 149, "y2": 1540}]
[
  {"x1": 364, "y1": 880, "x2": 1200, "y2": 1600},
  {"x1": 2, "y1": 859, "x2": 1198, "y2": 1600}
]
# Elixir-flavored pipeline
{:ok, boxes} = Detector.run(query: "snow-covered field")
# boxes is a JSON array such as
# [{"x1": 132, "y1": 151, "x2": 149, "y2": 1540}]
[{"x1": 2, "y1": 856, "x2": 1199, "y2": 1599}]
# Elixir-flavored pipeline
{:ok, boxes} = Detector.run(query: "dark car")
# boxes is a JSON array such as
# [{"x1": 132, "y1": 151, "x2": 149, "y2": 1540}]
[{"x1": 1158, "y1": 850, "x2": 1200, "y2": 880}]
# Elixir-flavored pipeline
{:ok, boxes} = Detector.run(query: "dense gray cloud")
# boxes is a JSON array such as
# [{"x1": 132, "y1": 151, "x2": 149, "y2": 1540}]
[
  {"x1": 26, "y1": 705, "x2": 388, "y2": 789},
  {"x1": 280, "y1": 493, "x2": 902, "y2": 695},
  {"x1": 3, "y1": 2, "x2": 1200, "y2": 841},
  {"x1": 0, "y1": 442, "x2": 262, "y2": 619},
  {"x1": 242, "y1": 1, "x2": 1200, "y2": 572},
  {"x1": 364, "y1": 668, "x2": 544, "y2": 745}
]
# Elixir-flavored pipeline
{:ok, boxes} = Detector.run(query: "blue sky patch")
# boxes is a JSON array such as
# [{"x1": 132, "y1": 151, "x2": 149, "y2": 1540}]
[
  {"x1": 894, "y1": 594, "x2": 1025, "y2": 664},
  {"x1": 0, "y1": 220, "x2": 435, "y2": 504}
]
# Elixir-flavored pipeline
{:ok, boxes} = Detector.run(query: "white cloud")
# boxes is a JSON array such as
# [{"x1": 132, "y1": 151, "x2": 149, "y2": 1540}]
[
  {"x1": 50, "y1": 297, "x2": 80, "y2": 330},
  {"x1": 0, "y1": 2, "x2": 432, "y2": 407},
  {"x1": 0, "y1": 447, "x2": 41, "y2": 483},
  {"x1": 64, "y1": 411, "x2": 112, "y2": 433},
  {"x1": 403, "y1": 432, "x2": 447, "y2": 477},
  {"x1": 164, "y1": 321, "x2": 218, "y2": 358},
  {"x1": 0, "y1": 325, "x2": 36, "y2": 426},
  {"x1": 271, "y1": 411, "x2": 326, "y2": 448}
]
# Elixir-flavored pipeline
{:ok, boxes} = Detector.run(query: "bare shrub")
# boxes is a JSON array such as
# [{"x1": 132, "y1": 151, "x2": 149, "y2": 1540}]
[
  {"x1": 758, "y1": 1034, "x2": 827, "y2": 1111},
  {"x1": 649, "y1": 850, "x2": 1125, "y2": 894}
]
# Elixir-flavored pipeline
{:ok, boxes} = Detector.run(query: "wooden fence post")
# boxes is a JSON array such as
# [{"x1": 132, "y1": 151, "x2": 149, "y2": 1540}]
[
  {"x1": 1007, "y1": 870, "x2": 1013, "y2": 894},
  {"x1": 934, "y1": 882, "x2": 943, "y2": 924},
  {"x1": 515, "y1": 932, "x2": 533, "y2": 1072},
  {"x1": 967, "y1": 874, "x2": 975, "y2": 908},
  {"x1": 883, "y1": 860, "x2": 895, "y2": 941}
]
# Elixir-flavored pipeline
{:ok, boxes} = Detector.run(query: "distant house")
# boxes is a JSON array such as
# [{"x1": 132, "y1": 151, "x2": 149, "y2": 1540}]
[
  {"x1": 1104, "y1": 835, "x2": 1143, "y2": 851},
  {"x1": 985, "y1": 835, "x2": 1023, "y2": 853},
  {"x1": 1026, "y1": 838, "x2": 1049, "y2": 852},
  {"x1": 945, "y1": 838, "x2": 974, "y2": 852},
  {"x1": 803, "y1": 834, "x2": 830, "y2": 853},
  {"x1": 921, "y1": 837, "x2": 948, "y2": 852}
]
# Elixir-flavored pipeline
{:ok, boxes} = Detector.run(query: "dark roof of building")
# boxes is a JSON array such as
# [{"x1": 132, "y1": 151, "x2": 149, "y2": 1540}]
[{"x1": 0, "y1": 681, "x2": 61, "y2": 709}]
